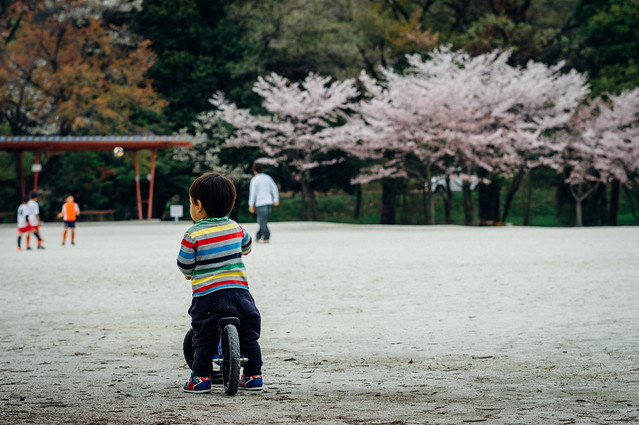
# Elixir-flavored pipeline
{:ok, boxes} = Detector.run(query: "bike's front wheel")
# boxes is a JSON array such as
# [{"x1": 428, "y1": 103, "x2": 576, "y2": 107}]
[{"x1": 221, "y1": 324, "x2": 241, "y2": 396}]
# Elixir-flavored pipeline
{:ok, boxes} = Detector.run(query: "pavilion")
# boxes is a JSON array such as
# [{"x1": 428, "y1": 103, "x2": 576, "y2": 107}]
[{"x1": 0, "y1": 135, "x2": 199, "y2": 220}]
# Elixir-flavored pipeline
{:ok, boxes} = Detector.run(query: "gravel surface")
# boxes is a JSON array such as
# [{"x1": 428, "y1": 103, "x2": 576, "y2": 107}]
[{"x1": 1, "y1": 221, "x2": 638, "y2": 424}]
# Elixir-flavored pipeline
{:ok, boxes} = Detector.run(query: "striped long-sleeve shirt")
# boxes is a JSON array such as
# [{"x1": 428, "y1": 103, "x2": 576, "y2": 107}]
[{"x1": 177, "y1": 217, "x2": 252, "y2": 297}]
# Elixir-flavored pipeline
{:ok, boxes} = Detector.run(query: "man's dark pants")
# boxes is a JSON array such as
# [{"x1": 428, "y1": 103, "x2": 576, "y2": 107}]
[{"x1": 255, "y1": 205, "x2": 272, "y2": 241}]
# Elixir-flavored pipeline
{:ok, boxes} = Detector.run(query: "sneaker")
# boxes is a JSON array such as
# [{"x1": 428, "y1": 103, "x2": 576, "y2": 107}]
[
  {"x1": 37, "y1": 245, "x2": 45, "y2": 250},
  {"x1": 239, "y1": 374, "x2": 263, "y2": 391},
  {"x1": 17, "y1": 247, "x2": 21, "y2": 252},
  {"x1": 26, "y1": 247, "x2": 32, "y2": 250},
  {"x1": 183, "y1": 372, "x2": 211, "y2": 393}
]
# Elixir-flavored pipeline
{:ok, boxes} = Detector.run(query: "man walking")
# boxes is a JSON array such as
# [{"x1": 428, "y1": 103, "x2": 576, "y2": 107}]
[{"x1": 248, "y1": 162, "x2": 279, "y2": 243}]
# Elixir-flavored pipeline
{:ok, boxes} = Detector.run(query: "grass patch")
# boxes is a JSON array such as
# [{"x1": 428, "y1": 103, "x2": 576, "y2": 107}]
[{"x1": 237, "y1": 184, "x2": 639, "y2": 226}]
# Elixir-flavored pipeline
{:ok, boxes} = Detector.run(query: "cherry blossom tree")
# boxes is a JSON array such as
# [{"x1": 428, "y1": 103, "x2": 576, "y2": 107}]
[
  {"x1": 210, "y1": 72, "x2": 358, "y2": 220},
  {"x1": 611, "y1": 89, "x2": 639, "y2": 220},
  {"x1": 333, "y1": 47, "x2": 588, "y2": 225},
  {"x1": 552, "y1": 88, "x2": 639, "y2": 226},
  {"x1": 326, "y1": 69, "x2": 452, "y2": 224},
  {"x1": 173, "y1": 113, "x2": 246, "y2": 180},
  {"x1": 406, "y1": 48, "x2": 588, "y2": 224}
]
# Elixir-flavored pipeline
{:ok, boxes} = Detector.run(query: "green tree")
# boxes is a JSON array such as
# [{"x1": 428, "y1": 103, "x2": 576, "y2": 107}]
[
  {"x1": 133, "y1": 0, "x2": 258, "y2": 129},
  {"x1": 573, "y1": 0, "x2": 639, "y2": 95},
  {"x1": 415, "y1": 0, "x2": 579, "y2": 67}
]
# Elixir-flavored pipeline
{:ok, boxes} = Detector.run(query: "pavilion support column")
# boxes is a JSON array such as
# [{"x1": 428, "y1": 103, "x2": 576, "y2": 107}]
[
  {"x1": 133, "y1": 150, "x2": 143, "y2": 220},
  {"x1": 18, "y1": 152, "x2": 25, "y2": 198},
  {"x1": 33, "y1": 151, "x2": 40, "y2": 192},
  {"x1": 147, "y1": 149, "x2": 157, "y2": 220}
]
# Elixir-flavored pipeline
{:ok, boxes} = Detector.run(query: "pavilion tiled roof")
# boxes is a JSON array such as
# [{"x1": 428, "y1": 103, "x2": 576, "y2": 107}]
[{"x1": 0, "y1": 135, "x2": 199, "y2": 152}]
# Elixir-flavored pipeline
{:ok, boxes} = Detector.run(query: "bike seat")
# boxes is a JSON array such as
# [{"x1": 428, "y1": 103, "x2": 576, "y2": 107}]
[{"x1": 218, "y1": 316, "x2": 241, "y2": 328}]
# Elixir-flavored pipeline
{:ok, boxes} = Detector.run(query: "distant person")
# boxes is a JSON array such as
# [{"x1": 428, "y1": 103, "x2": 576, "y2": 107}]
[
  {"x1": 16, "y1": 196, "x2": 32, "y2": 251},
  {"x1": 26, "y1": 191, "x2": 45, "y2": 250},
  {"x1": 58, "y1": 195, "x2": 80, "y2": 245},
  {"x1": 177, "y1": 172, "x2": 263, "y2": 393},
  {"x1": 248, "y1": 162, "x2": 279, "y2": 243}
]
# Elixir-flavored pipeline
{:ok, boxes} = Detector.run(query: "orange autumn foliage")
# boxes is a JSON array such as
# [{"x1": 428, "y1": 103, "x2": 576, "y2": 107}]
[{"x1": 0, "y1": 1, "x2": 166, "y2": 136}]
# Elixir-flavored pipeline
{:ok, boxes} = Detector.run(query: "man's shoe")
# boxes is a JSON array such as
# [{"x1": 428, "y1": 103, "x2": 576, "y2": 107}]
[
  {"x1": 239, "y1": 374, "x2": 263, "y2": 391},
  {"x1": 183, "y1": 372, "x2": 212, "y2": 393}
]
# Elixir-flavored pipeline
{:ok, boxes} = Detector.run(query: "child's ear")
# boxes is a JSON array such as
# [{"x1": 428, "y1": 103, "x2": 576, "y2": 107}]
[{"x1": 195, "y1": 199, "x2": 205, "y2": 213}]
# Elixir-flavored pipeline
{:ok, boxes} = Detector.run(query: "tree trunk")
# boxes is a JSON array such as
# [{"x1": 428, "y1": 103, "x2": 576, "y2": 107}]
[
  {"x1": 569, "y1": 182, "x2": 600, "y2": 227},
  {"x1": 300, "y1": 179, "x2": 312, "y2": 221},
  {"x1": 400, "y1": 190, "x2": 409, "y2": 224},
  {"x1": 478, "y1": 179, "x2": 501, "y2": 224},
  {"x1": 422, "y1": 184, "x2": 428, "y2": 223},
  {"x1": 444, "y1": 176, "x2": 453, "y2": 224},
  {"x1": 427, "y1": 184, "x2": 435, "y2": 225},
  {"x1": 575, "y1": 199, "x2": 583, "y2": 227},
  {"x1": 381, "y1": 178, "x2": 398, "y2": 224},
  {"x1": 353, "y1": 184, "x2": 362, "y2": 220},
  {"x1": 309, "y1": 187, "x2": 319, "y2": 221},
  {"x1": 624, "y1": 186, "x2": 639, "y2": 222},
  {"x1": 523, "y1": 173, "x2": 532, "y2": 226},
  {"x1": 425, "y1": 166, "x2": 435, "y2": 225},
  {"x1": 462, "y1": 181, "x2": 473, "y2": 226},
  {"x1": 608, "y1": 179, "x2": 619, "y2": 226},
  {"x1": 501, "y1": 171, "x2": 524, "y2": 223}
]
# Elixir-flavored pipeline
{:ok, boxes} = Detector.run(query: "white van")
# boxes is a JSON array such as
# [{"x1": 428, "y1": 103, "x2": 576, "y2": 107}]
[{"x1": 430, "y1": 173, "x2": 479, "y2": 193}]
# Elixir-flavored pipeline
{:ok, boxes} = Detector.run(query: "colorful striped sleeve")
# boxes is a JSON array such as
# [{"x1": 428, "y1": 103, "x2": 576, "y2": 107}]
[
  {"x1": 177, "y1": 231, "x2": 197, "y2": 277},
  {"x1": 240, "y1": 226, "x2": 252, "y2": 255}
]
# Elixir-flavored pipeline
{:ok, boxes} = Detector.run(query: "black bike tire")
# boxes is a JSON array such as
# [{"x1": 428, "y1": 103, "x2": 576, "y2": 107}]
[
  {"x1": 183, "y1": 328, "x2": 195, "y2": 370},
  {"x1": 221, "y1": 325, "x2": 241, "y2": 396}
]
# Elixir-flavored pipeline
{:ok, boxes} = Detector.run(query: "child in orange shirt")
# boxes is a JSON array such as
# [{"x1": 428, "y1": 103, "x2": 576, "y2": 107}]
[{"x1": 58, "y1": 195, "x2": 80, "y2": 245}]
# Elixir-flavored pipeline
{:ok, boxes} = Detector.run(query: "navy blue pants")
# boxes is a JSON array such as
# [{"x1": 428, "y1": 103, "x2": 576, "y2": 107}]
[{"x1": 189, "y1": 289, "x2": 262, "y2": 377}]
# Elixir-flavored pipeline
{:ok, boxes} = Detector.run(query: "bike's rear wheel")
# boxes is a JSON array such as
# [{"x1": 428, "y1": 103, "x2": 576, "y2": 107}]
[
  {"x1": 183, "y1": 328, "x2": 195, "y2": 370},
  {"x1": 221, "y1": 325, "x2": 241, "y2": 396}
]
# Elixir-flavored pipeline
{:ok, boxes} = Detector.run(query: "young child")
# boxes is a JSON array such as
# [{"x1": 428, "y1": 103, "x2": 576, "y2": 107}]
[
  {"x1": 17, "y1": 196, "x2": 32, "y2": 251},
  {"x1": 177, "y1": 172, "x2": 263, "y2": 393},
  {"x1": 26, "y1": 191, "x2": 45, "y2": 250},
  {"x1": 58, "y1": 195, "x2": 80, "y2": 245}
]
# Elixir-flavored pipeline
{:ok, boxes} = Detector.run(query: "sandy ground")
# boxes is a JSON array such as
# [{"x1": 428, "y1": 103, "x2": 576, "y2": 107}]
[{"x1": 0, "y1": 220, "x2": 638, "y2": 424}]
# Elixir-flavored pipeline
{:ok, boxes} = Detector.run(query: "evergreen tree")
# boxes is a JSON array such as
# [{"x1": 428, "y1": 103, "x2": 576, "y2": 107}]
[
  {"x1": 573, "y1": 0, "x2": 639, "y2": 95},
  {"x1": 134, "y1": 0, "x2": 258, "y2": 130}
]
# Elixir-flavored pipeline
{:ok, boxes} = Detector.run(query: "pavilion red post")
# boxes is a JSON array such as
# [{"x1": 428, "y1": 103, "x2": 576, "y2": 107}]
[
  {"x1": 132, "y1": 150, "x2": 143, "y2": 220},
  {"x1": 33, "y1": 152, "x2": 40, "y2": 192},
  {"x1": 18, "y1": 152, "x2": 25, "y2": 198},
  {"x1": 146, "y1": 149, "x2": 157, "y2": 219}
]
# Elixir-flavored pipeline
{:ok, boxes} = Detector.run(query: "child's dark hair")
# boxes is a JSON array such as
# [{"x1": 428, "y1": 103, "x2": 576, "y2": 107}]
[
  {"x1": 22, "y1": 196, "x2": 30, "y2": 203},
  {"x1": 189, "y1": 172, "x2": 236, "y2": 218},
  {"x1": 252, "y1": 161, "x2": 264, "y2": 174}
]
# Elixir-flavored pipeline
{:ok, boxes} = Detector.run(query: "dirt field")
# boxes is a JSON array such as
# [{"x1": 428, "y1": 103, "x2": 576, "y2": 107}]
[{"x1": 1, "y1": 221, "x2": 638, "y2": 424}]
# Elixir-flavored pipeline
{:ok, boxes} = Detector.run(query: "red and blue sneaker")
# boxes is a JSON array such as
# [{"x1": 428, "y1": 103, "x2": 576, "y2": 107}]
[
  {"x1": 239, "y1": 374, "x2": 263, "y2": 391},
  {"x1": 183, "y1": 372, "x2": 211, "y2": 393}
]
